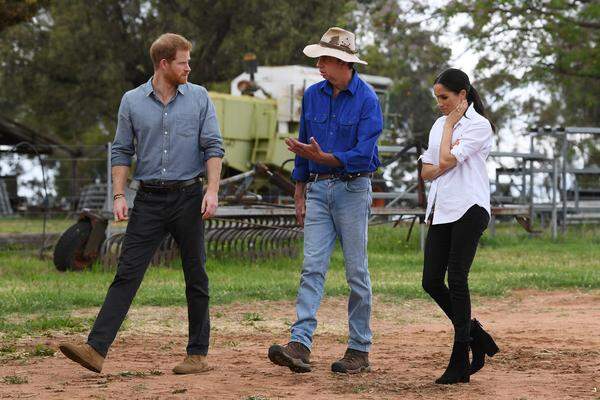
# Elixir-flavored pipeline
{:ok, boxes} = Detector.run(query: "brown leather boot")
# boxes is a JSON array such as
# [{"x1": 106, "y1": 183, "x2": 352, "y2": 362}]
[
  {"x1": 172, "y1": 355, "x2": 213, "y2": 374},
  {"x1": 268, "y1": 341, "x2": 311, "y2": 373},
  {"x1": 331, "y1": 348, "x2": 370, "y2": 374},
  {"x1": 59, "y1": 343, "x2": 104, "y2": 373}
]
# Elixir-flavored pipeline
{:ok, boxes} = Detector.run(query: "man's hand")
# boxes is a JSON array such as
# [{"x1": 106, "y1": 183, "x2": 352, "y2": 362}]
[
  {"x1": 285, "y1": 137, "x2": 324, "y2": 162},
  {"x1": 111, "y1": 165, "x2": 130, "y2": 221},
  {"x1": 201, "y1": 190, "x2": 218, "y2": 220},
  {"x1": 285, "y1": 137, "x2": 342, "y2": 168},
  {"x1": 295, "y1": 196, "x2": 306, "y2": 226},
  {"x1": 113, "y1": 197, "x2": 128, "y2": 221},
  {"x1": 294, "y1": 182, "x2": 306, "y2": 226}
]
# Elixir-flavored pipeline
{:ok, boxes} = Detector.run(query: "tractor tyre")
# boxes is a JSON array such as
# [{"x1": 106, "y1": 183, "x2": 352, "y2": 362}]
[{"x1": 53, "y1": 220, "x2": 93, "y2": 271}]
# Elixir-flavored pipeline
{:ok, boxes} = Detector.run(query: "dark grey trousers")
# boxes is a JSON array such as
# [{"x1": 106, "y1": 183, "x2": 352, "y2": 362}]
[{"x1": 87, "y1": 182, "x2": 209, "y2": 357}]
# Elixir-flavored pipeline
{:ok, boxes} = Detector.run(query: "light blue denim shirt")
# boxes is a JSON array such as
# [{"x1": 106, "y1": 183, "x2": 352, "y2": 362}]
[{"x1": 111, "y1": 77, "x2": 225, "y2": 181}]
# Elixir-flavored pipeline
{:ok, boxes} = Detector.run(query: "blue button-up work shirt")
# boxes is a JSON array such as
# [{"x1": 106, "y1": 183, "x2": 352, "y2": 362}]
[
  {"x1": 291, "y1": 72, "x2": 383, "y2": 182},
  {"x1": 111, "y1": 78, "x2": 225, "y2": 181}
]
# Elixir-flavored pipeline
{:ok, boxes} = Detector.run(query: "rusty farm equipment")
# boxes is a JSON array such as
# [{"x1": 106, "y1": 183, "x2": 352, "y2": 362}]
[{"x1": 52, "y1": 162, "x2": 304, "y2": 271}]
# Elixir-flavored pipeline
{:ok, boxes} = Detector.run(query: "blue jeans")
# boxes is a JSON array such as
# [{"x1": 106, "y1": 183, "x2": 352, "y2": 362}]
[{"x1": 290, "y1": 177, "x2": 373, "y2": 352}]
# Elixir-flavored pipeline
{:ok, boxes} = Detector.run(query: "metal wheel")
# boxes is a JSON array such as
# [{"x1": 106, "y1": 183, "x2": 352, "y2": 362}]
[{"x1": 53, "y1": 220, "x2": 93, "y2": 271}]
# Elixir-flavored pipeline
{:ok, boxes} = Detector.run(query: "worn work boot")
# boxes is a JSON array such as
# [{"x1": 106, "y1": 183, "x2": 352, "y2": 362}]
[
  {"x1": 331, "y1": 348, "x2": 371, "y2": 374},
  {"x1": 59, "y1": 343, "x2": 104, "y2": 373},
  {"x1": 268, "y1": 341, "x2": 311, "y2": 373},
  {"x1": 172, "y1": 355, "x2": 213, "y2": 374}
]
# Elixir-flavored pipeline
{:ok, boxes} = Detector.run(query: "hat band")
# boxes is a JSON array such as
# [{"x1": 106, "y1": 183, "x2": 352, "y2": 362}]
[{"x1": 319, "y1": 40, "x2": 357, "y2": 55}]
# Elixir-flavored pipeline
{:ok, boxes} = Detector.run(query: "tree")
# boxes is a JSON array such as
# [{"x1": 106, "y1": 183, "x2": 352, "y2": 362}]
[
  {"x1": 0, "y1": 0, "x2": 49, "y2": 32},
  {"x1": 439, "y1": 0, "x2": 600, "y2": 188},
  {"x1": 359, "y1": 0, "x2": 451, "y2": 141},
  {"x1": 440, "y1": 0, "x2": 600, "y2": 125},
  {"x1": 352, "y1": 0, "x2": 451, "y2": 191},
  {"x1": 151, "y1": 0, "x2": 353, "y2": 87},
  {"x1": 0, "y1": 0, "x2": 351, "y2": 198},
  {"x1": 0, "y1": 0, "x2": 352, "y2": 144}
]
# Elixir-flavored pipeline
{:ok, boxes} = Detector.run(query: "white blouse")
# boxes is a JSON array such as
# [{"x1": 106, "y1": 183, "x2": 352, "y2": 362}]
[{"x1": 421, "y1": 103, "x2": 493, "y2": 225}]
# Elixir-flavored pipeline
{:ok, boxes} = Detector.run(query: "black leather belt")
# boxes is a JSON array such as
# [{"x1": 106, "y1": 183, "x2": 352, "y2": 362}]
[
  {"x1": 308, "y1": 172, "x2": 372, "y2": 182},
  {"x1": 140, "y1": 176, "x2": 203, "y2": 192}
]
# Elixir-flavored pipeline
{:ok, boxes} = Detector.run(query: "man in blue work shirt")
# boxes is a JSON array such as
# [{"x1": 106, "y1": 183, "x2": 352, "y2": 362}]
[
  {"x1": 59, "y1": 33, "x2": 224, "y2": 375},
  {"x1": 268, "y1": 27, "x2": 383, "y2": 374}
]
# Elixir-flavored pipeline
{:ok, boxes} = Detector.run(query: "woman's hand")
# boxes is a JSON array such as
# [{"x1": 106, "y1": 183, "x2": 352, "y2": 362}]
[
  {"x1": 445, "y1": 100, "x2": 468, "y2": 128},
  {"x1": 439, "y1": 103, "x2": 465, "y2": 170}
]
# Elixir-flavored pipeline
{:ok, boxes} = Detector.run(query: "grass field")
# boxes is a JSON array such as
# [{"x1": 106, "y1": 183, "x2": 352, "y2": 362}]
[
  {"x1": 0, "y1": 216, "x2": 74, "y2": 234},
  {"x1": 0, "y1": 223, "x2": 599, "y2": 339}
]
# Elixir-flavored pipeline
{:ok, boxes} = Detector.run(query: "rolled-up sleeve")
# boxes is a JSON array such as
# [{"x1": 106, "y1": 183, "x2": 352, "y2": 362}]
[
  {"x1": 420, "y1": 120, "x2": 442, "y2": 165},
  {"x1": 291, "y1": 97, "x2": 310, "y2": 182},
  {"x1": 332, "y1": 96, "x2": 383, "y2": 172},
  {"x1": 199, "y1": 91, "x2": 225, "y2": 161},
  {"x1": 420, "y1": 148, "x2": 435, "y2": 164},
  {"x1": 111, "y1": 93, "x2": 135, "y2": 167},
  {"x1": 450, "y1": 120, "x2": 492, "y2": 164}
]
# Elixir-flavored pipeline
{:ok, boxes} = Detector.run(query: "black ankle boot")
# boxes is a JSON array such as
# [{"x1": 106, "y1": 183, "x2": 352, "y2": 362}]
[
  {"x1": 435, "y1": 341, "x2": 470, "y2": 384},
  {"x1": 470, "y1": 319, "x2": 499, "y2": 375}
]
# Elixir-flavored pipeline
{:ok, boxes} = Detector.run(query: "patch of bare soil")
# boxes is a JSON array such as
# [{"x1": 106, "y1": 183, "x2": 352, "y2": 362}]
[{"x1": 1, "y1": 290, "x2": 599, "y2": 399}]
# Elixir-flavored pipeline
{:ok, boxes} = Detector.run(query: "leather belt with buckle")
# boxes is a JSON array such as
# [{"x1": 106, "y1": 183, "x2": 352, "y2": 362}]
[
  {"x1": 140, "y1": 176, "x2": 203, "y2": 192},
  {"x1": 308, "y1": 172, "x2": 372, "y2": 182}
]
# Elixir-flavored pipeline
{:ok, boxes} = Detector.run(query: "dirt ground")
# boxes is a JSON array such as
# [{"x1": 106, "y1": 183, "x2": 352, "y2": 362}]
[{"x1": 1, "y1": 290, "x2": 599, "y2": 400}]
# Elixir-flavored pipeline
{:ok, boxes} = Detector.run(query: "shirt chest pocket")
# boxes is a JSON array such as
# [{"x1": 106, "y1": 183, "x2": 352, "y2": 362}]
[
  {"x1": 306, "y1": 112, "x2": 327, "y2": 135},
  {"x1": 176, "y1": 113, "x2": 200, "y2": 138},
  {"x1": 339, "y1": 115, "x2": 359, "y2": 136}
]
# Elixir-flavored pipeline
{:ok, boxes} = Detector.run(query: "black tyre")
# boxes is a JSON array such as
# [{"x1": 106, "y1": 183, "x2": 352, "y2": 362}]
[{"x1": 53, "y1": 220, "x2": 92, "y2": 271}]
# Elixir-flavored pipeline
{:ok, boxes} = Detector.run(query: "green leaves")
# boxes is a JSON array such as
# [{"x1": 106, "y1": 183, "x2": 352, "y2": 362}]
[
  {"x1": 0, "y1": 0, "x2": 351, "y2": 145},
  {"x1": 438, "y1": 0, "x2": 599, "y2": 126},
  {"x1": 0, "y1": 0, "x2": 50, "y2": 32}
]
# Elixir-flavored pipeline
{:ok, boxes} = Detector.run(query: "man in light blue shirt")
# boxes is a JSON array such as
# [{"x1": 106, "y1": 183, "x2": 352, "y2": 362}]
[
  {"x1": 110, "y1": 74, "x2": 224, "y2": 182},
  {"x1": 59, "y1": 33, "x2": 223, "y2": 375}
]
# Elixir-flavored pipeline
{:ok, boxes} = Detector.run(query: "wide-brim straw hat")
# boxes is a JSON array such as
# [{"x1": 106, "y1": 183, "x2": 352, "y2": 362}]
[{"x1": 303, "y1": 27, "x2": 367, "y2": 65}]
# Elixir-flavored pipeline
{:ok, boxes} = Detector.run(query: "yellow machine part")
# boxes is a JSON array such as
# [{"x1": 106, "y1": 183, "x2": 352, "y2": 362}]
[{"x1": 209, "y1": 92, "x2": 296, "y2": 173}]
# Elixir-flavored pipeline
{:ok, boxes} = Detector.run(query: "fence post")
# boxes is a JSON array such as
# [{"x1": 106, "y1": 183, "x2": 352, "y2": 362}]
[
  {"x1": 561, "y1": 130, "x2": 568, "y2": 234},
  {"x1": 71, "y1": 158, "x2": 78, "y2": 210},
  {"x1": 106, "y1": 142, "x2": 112, "y2": 213},
  {"x1": 552, "y1": 157, "x2": 558, "y2": 240},
  {"x1": 528, "y1": 135, "x2": 535, "y2": 235}
]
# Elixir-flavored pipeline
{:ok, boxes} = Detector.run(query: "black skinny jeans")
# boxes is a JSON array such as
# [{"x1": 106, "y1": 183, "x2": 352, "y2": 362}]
[
  {"x1": 87, "y1": 182, "x2": 210, "y2": 357},
  {"x1": 422, "y1": 205, "x2": 489, "y2": 343}
]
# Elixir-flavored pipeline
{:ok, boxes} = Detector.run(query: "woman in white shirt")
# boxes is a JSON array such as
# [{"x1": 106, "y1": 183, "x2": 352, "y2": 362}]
[{"x1": 420, "y1": 68, "x2": 499, "y2": 384}]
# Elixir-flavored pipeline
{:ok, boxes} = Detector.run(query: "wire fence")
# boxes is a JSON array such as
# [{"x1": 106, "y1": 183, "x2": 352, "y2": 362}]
[{"x1": 0, "y1": 143, "x2": 110, "y2": 215}]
